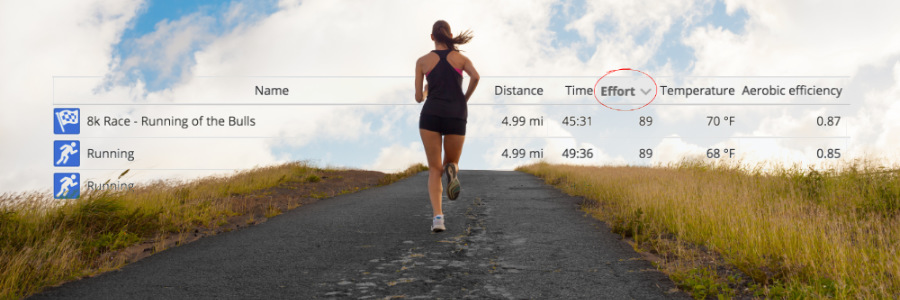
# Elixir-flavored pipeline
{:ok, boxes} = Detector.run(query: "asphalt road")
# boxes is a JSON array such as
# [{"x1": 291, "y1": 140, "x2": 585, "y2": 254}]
[{"x1": 33, "y1": 171, "x2": 686, "y2": 299}]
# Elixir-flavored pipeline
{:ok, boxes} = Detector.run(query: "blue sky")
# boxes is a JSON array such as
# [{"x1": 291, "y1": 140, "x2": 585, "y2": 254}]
[
  {"x1": 102, "y1": 0, "x2": 761, "y2": 170},
  {"x1": 117, "y1": 0, "x2": 749, "y2": 92},
  {"x1": 113, "y1": 0, "x2": 279, "y2": 91},
  {"x1": 545, "y1": 0, "x2": 748, "y2": 69},
  {"x1": 8, "y1": 0, "x2": 894, "y2": 193}
]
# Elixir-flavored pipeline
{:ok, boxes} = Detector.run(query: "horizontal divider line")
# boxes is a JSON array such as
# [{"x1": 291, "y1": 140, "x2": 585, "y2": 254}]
[
  {"x1": 52, "y1": 75, "x2": 853, "y2": 78},
  {"x1": 64, "y1": 169, "x2": 241, "y2": 171},
  {"x1": 468, "y1": 136, "x2": 851, "y2": 139},
  {"x1": 51, "y1": 103, "x2": 852, "y2": 106},
  {"x1": 70, "y1": 136, "x2": 851, "y2": 139}
]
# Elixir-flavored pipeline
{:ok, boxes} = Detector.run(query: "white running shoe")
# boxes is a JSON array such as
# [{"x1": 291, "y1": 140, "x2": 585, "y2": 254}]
[{"x1": 431, "y1": 215, "x2": 446, "y2": 232}]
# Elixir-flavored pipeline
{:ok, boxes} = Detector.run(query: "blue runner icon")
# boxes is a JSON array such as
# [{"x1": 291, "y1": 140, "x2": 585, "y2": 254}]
[
  {"x1": 54, "y1": 172, "x2": 80, "y2": 199},
  {"x1": 54, "y1": 140, "x2": 80, "y2": 167}
]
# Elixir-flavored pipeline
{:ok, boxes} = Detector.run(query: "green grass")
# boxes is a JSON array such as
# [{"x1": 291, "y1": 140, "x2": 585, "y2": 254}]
[
  {"x1": 671, "y1": 267, "x2": 733, "y2": 299},
  {"x1": 518, "y1": 160, "x2": 900, "y2": 299},
  {"x1": 305, "y1": 174, "x2": 322, "y2": 183},
  {"x1": 0, "y1": 161, "x2": 426, "y2": 299}
]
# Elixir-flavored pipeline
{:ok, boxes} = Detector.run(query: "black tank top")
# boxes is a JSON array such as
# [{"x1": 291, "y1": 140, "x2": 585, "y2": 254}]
[{"x1": 421, "y1": 49, "x2": 466, "y2": 120}]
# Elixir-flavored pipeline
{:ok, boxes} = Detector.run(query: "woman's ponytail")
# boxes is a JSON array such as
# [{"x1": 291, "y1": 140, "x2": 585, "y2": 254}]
[{"x1": 432, "y1": 20, "x2": 473, "y2": 51}]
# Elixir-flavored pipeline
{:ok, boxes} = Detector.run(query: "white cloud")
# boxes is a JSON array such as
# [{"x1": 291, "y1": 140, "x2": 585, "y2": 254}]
[
  {"x1": 114, "y1": 12, "x2": 215, "y2": 88},
  {"x1": 0, "y1": 0, "x2": 143, "y2": 192},
  {"x1": 680, "y1": 0, "x2": 900, "y2": 168},
  {"x1": 869, "y1": 62, "x2": 900, "y2": 159},
  {"x1": 566, "y1": 0, "x2": 703, "y2": 73},
  {"x1": 651, "y1": 136, "x2": 705, "y2": 165},
  {"x1": 365, "y1": 142, "x2": 425, "y2": 172},
  {"x1": 6, "y1": 0, "x2": 900, "y2": 195},
  {"x1": 689, "y1": 0, "x2": 900, "y2": 76}
]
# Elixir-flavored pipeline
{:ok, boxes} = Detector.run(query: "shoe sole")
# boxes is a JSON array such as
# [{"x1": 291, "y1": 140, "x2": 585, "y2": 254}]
[
  {"x1": 446, "y1": 164, "x2": 460, "y2": 200},
  {"x1": 431, "y1": 226, "x2": 445, "y2": 233}
]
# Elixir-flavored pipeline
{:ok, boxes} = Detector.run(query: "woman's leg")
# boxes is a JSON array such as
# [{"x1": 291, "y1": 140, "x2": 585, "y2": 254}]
[
  {"x1": 442, "y1": 134, "x2": 465, "y2": 169},
  {"x1": 442, "y1": 134, "x2": 465, "y2": 199},
  {"x1": 419, "y1": 129, "x2": 444, "y2": 217}
]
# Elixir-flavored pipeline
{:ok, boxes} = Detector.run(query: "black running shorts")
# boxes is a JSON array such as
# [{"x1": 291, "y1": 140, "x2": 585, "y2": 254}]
[{"x1": 419, "y1": 113, "x2": 466, "y2": 136}]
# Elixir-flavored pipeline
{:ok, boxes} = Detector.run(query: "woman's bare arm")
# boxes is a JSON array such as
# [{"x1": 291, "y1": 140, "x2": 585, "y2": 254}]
[
  {"x1": 461, "y1": 56, "x2": 480, "y2": 102},
  {"x1": 414, "y1": 57, "x2": 425, "y2": 103}
]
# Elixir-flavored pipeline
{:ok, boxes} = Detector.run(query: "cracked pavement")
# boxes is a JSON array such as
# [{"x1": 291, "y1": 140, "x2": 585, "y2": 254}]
[{"x1": 33, "y1": 171, "x2": 686, "y2": 299}]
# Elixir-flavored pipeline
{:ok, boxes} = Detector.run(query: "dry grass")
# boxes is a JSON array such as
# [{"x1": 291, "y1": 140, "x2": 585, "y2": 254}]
[
  {"x1": 379, "y1": 163, "x2": 429, "y2": 185},
  {"x1": 0, "y1": 161, "x2": 426, "y2": 299},
  {"x1": 518, "y1": 160, "x2": 900, "y2": 299}
]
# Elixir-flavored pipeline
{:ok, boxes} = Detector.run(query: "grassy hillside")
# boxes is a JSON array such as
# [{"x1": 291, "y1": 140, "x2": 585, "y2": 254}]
[
  {"x1": 518, "y1": 161, "x2": 899, "y2": 299},
  {"x1": 0, "y1": 162, "x2": 426, "y2": 299}
]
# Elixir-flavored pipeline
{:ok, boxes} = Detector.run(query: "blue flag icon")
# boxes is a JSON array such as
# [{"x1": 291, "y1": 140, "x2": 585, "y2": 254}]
[{"x1": 54, "y1": 108, "x2": 80, "y2": 134}]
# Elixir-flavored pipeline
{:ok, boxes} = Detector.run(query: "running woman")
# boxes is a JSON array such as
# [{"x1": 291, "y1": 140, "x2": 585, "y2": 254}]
[{"x1": 414, "y1": 20, "x2": 480, "y2": 233}]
